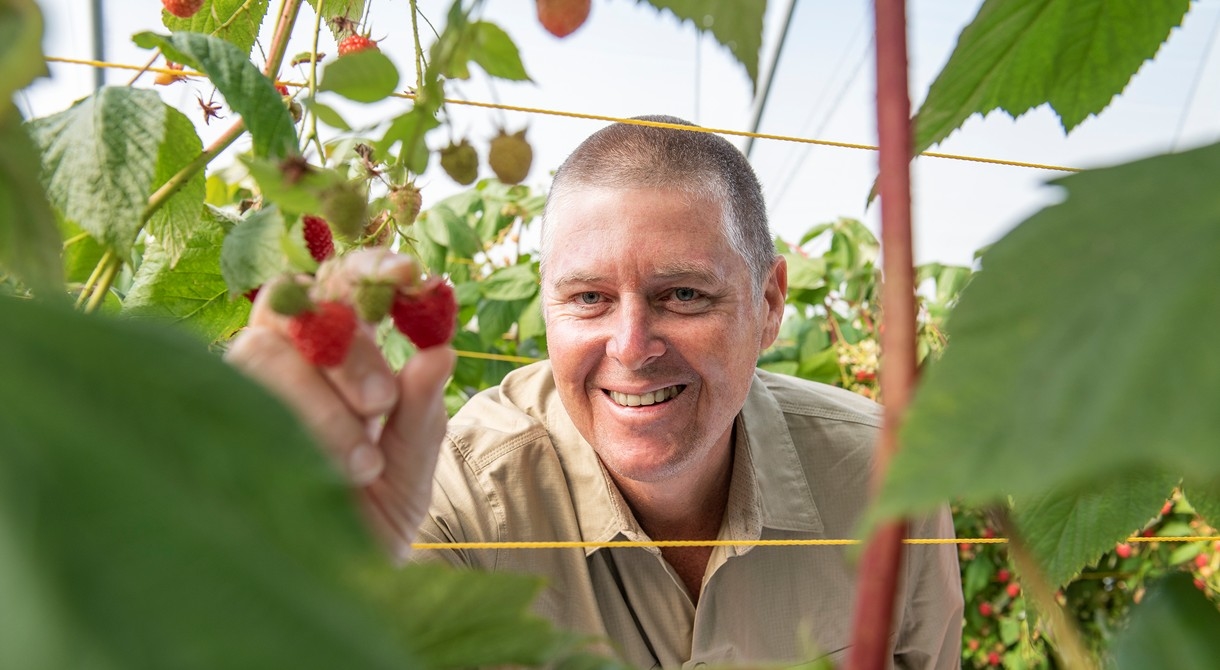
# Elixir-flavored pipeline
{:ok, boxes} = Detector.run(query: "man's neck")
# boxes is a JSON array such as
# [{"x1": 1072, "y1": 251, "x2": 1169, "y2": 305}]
[{"x1": 612, "y1": 436, "x2": 735, "y2": 542}]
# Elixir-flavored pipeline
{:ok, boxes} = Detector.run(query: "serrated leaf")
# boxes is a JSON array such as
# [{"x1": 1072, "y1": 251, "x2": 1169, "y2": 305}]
[
  {"x1": 146, "y1": 105, "x2": 205, "y2": 268},
  {"x1": 469, "y1": 21, "x2": 530, "y2": 81},
  {"x1": 482, "y1": 263, "x2": 539, "y2": 301},
  {"x1": 639, "y1": 0, "x2": 765, "y2": 88},
  {"x1": 1112, "y1": 574, "x2": 1220, "y2": 670},
  {"x1": 305, "y1": 0, "x2": 366, "y2": 42},
  {"x1": 160, "y1": 0, "x2": 270, "y2": 56},
  {"x1": 0, "y1": 0, "x2": 48, "y2": 121},
  {"x1": 874, "y1": 140, "x2": 1220, "y2": 522},
  {"x1": 913, "y1": 0, "x2": 1191, "y2": 154},
  {"x1": 783, "y1": 252, "x2": 828, "y2": 291},
  {"x1": 1182, "y1": 482, "x2": 1220, "y2": 531},
  {"x1": 220, "y1": 206, "x2": 288, "y2": 295},
  {"x1": 1012, "y1": 471, "x2": 1178, "y2": 587},
  {"x1": 319, "y1": 49, "x2": 400, "y2": 103},
  {"x1": 134, "y1": 31, "x2": 297, "y2": 159},
  {"x1": 123, "y1": 215, "x2": 250, "y2": 343},
  {"x1": 27, "y1": 87, "x2": 165, "y2": 261},
  {"x1": 0, "y1": 105, "x2": 61, "y2": 294},
  {"x1": 375, "y1": 108, "x2": 439, "y2": 173}
]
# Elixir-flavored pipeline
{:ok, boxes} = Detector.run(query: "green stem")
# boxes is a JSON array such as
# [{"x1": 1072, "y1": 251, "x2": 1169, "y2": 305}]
[
  {"x1": 305, "y1": 0, "x2": 326, "y2": 160},
  {"x1": 994, "y1": 508, "x2": 1098, "y2": 670},
  {"x1": 75, "y1": 248, "x2": 112, "y2": 309},
  {"x1": 410, "y1": 0, "x2": 424, "y2": 92},
  {"x1": 83, "y1": 252, "x2": 121, "y2": 314},
  {"x1": 264, "y1": 0, "x2": 305, "y2": 81}
]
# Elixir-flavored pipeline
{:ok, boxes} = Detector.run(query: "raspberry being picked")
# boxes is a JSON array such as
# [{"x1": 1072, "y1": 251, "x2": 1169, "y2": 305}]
[{"x1": 390, "y1": 278, "x2": 457, "y2": 349}]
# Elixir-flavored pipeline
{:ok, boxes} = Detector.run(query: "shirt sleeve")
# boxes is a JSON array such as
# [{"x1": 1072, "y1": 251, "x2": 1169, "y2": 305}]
[
  {"x1": 410, "y1": 433, "x2": 504, "y2": 571},
  {"x1": 894, "y1": 505, "x2": 965, "y2": 670}
]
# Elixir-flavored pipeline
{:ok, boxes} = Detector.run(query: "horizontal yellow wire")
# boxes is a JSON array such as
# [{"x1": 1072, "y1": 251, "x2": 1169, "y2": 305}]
[
  {"x1": 413, "y1": 536, "x2": 1220, "y2": 550},
  {"x1": 44, "y1": 56, "x2": 1083, "y2": 174},
  {"x1": 454, "y1": 349, "x2": 540, "y2": 364}
]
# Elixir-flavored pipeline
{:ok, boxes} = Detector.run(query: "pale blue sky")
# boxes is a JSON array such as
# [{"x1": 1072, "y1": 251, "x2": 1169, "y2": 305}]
[{"x1": 22, "y1": 0, "x2": 1220, "y2": 265}]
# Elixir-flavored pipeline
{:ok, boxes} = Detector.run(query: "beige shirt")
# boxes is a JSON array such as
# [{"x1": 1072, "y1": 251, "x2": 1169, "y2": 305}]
[{"x1": 417, "y1": 361, "x2": 963, "y2": 669}]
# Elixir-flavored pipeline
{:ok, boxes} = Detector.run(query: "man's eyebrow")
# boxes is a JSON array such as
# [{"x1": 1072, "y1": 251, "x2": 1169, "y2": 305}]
[{"x1": 549, "y1": 263, "x2": 724, "y2": 289}]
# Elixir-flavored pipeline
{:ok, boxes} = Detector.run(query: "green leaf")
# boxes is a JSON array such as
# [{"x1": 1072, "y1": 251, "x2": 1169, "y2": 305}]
[
  {"x1": 134, "y1": 31, "x2": 297, "y2": 159},
  {"x1": 517, "y1": 291, "x2": 546, "y2": 343},
  {"x1": 60, "y1": 217, "x2": 106, "y2": 285},
  {"x1": 477, "y1": 298, "x2": 531, "y2": 347},
  {"x1": 874, "y1": 140, "x2": 1220, "y2": 521},
  {"x1": 305, "y1": 0, "x2": 366, "y2": 41},
  {"x1": 1182, "y1": 482, "x2": 1220, "y2": 531},
  {"x1": 146, "y1": 105, "x2": 206, "y2": 268},
  {"x1": 1011, "y1": 471, "x2": 1177, "y2": 586},
  {"x1": 783, "y1": 252, "x2": 828, "y2": 291},
  {"x1": 913, "y1": 0, "x2": 1191, "y2": 154},
  {"x1": 123, "y1": 214, "x2": 250, "y2": 343},
  {"x1": 358, "y1": 562, "x2": 568, "y2": 668},
  {"x1": 1112, "y1": 574, "x2": 1220, "y2": 670},
  {"x1": 304, "y1": 99, "x2": 352, "y2": 131},
  {"x1": 220, "y1": 206, "x2": 289, "y2": 295},
  {"x1": 27, "y1": 87, "x2": 166, "y2": 261},
  {"x1": 0, "y1": 105, "x2": 61, "y2": 293},
  {"x1": 160, "y1": 0, "x2": 270, "y2": 57},
  {"x1": 319, "y1": 49, "x2": 400, "y2": 103},
  {"x1": 797, "y1": 340, "x2": 839, "y2": 384},
  {"x1": 0, "y1": 0, "x2": 48, "y2": 121},
  {"x1": 469, "y1": 21, "x2": 531, "y2": 81},
  {"x1": 375, "y1": 107, "x2": 439, "y2": 173},
  {"x1": 240, "y1": 155, "x2": 348, "y2": 215},
  {"x1": 482, "y1": 263, "x2": 539, "y2": 301},
  {"x1": 639, "y1": 0, "x2": 765, "y2": 88},
  {"x1": 0, "y1": 297, "x2": 422, "y2": 669}
]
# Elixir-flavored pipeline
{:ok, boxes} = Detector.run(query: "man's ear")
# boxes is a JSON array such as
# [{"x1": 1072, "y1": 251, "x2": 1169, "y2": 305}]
[{"x1": 760, "y1": 256, "x2": 788, "y2": 349}]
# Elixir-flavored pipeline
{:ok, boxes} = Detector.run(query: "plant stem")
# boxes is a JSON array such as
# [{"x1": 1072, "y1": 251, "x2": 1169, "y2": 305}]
[
  {"x1": 264, "y1": 0, "x2": 305, "y2": 80},
  {"x1": 304, "y1": 0, "x2": 326, "y2": 159},
  {"x1": 75, "y1": 248, "x2": 112, "y2": 309},
  {"x1": 410, "y1": 0, "x2": 424, "y2": 92},
  {"x1": 995, "y1": 508, "x2": 1099, "y2": 670},
  {"x1": 83, "y1": 252, "x2": 121, "y2": 314},
  {"x1": 142, "y1": 121, "x2": 245, "y2": 223},
  {"x1": 845, "y1": 0, "x2": 916, "y2": 667}
]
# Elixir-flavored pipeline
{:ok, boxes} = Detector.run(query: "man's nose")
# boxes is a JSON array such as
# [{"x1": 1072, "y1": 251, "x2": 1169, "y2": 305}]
[{"x1": 605, "y1": 299, "x2": 665, "y2": 370}]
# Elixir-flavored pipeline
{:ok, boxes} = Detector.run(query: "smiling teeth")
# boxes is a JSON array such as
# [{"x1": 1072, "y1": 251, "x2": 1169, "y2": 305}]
[{"x1": 609, "y1": 386, "x2": 682, "y2": 407}]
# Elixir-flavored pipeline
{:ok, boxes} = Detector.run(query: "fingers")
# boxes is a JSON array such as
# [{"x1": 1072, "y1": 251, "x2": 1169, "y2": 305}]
[
  {"x1": 366, "y1": 345, "x2": 456, "y2": 554},
  {"x1": 226, "y1": 326, "x2": 385, "y2": 484}
]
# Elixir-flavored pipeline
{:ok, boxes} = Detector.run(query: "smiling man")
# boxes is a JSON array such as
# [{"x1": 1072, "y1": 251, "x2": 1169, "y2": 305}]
[
  {"x1": 228, "y1": 116, "x2": 963, "y2": 669},
  {"x1": 417, "y1": 118, "x2": 963, "y2": 668}
]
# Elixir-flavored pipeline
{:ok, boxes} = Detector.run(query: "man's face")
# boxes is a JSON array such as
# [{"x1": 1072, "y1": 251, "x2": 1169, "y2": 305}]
[{"x1": 542, "y1": 186, "x2": 786, "y2": 485}]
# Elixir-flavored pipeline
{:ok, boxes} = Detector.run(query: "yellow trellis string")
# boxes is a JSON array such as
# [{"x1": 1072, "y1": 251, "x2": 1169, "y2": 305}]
[
  {"x1": 412, "y1": 536, "x2": 1220, "y2": 551},
  {"x1": 45, "y1": 56, "x2": 1083, "y2": 174}
]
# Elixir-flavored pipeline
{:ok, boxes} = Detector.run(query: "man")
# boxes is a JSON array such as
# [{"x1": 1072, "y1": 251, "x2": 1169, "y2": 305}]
[{"x1": 228, "y1": 116, "x2": 963, "y2": 668}]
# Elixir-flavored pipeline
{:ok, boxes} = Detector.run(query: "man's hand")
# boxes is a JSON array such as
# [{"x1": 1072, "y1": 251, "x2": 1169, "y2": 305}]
[{"x1": 225, "y1": 249, "x2": 456, "y2": 560}]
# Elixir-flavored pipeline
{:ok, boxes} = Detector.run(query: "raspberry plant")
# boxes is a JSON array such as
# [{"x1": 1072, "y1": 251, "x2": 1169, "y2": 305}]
[{"x1": 4, "y1": 0, "x2": 1220, "y2": 668}]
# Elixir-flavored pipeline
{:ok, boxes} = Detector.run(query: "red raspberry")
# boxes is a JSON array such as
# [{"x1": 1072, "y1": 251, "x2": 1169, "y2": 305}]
[
  {"x1": 1195, "y1": 553, "x2": 1210, "y2": 569},
  {"x1": 302, "y1": 215, "x2": 335, "y2": 262},
  {"x1": 987, "y1": 651, "x2": 1001, "y2": 667},
  {"x1": 996, "y1": 568, "x2": 1011, "y2": 583},
  {"x1": 287, "y1": 301, "x2": 357, "y2": 367},
  {"x1": 1006, "y1": 582, "x2": 1021, "y2": 598},
  {"x1": 1115, "y1": 543, "x2": 1133, "y2": 559},
  {"x1": 162, "y1": 0, "x2": 203, "y2": 18},
  {"x1": 978, "y1": 602, "x2": 993, "y2": 617},
  {"x1": 390, "y1": 279, "x2": 457, "y2": 349},
  {"x1": 338, "y1": 34, "x2": 379, "y2": 56},
  {"x1": 536, "y1": 0, "x2": 591, "y2": 38}
]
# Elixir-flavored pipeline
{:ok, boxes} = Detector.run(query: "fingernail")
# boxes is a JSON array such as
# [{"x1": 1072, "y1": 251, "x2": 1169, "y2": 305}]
[
  {"x1": 349, "y1": 443, "x2": 384, "y2": 485},
  {"x1": 363, "y1": 374, "x2": 395, "y2": 411}
]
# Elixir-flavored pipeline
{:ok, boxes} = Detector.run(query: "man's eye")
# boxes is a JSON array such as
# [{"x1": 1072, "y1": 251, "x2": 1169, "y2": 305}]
[
  {"x1": 673, "y1": 287, "x2": 699, "y2": 301},
  {"x1": 577, "y1": 292, "x2": 601, "y2": 305}
]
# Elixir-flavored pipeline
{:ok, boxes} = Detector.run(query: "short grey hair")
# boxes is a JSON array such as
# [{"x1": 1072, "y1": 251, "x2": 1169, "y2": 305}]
[{"x1": 539, "y1": 115, "x2": 776, "y2": 296}]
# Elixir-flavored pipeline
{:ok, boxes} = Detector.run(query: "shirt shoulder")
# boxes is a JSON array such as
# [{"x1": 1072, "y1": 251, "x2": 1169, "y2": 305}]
[{"x1": 754, "y1": 367, "x2": 883, "y2": 428}]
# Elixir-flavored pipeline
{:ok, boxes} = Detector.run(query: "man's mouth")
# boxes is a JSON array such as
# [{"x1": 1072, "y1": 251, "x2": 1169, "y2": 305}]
[{"x1": 607, "y1": 385, "x2": 685, "y2": 407}]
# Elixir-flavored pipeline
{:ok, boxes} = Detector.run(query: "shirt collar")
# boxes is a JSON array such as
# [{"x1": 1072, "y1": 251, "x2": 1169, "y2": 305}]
[{"x1": 506, "y1": 363, "x2": 824, "y2": 556}]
